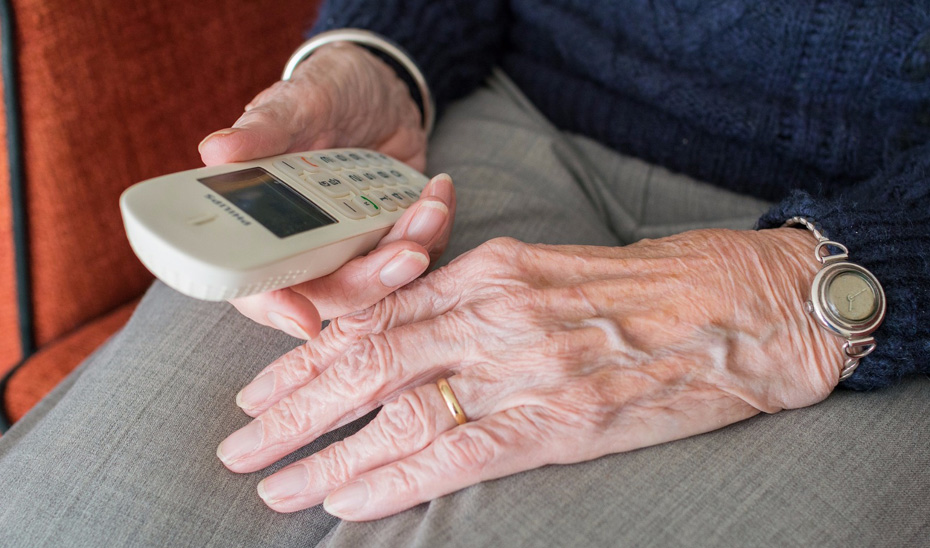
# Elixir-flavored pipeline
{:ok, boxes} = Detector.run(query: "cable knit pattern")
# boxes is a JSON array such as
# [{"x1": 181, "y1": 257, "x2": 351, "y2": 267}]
[
  {"x1": 311, "y1": 0, "x2": 930, "y2": 389},
  {"x1": 309, "y1": 0, "x2": 509, "y2": 110}
]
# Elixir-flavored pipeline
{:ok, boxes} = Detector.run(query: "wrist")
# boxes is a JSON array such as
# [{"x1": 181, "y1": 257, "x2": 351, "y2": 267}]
[
  {"x1": 284, "y1": 42, "x2": 425, "y2": 150},
  {"x1": 751, "y1": 228, "x2": 846, "y2": 393},
  {"x1": 777, "y1": 219, "x2": 887, "y2": 383},
  {"x1": 283, "y1": 29, "x2": 434, "y2": 135}
]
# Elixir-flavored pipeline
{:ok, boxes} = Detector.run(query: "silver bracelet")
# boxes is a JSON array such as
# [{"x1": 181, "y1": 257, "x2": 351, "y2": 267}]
[
  {"x1": 783, "y1": 216, "x2": 886, "y2": 381},
  {"x1": 282, "y1": 29, "x2": 435, "y2": 136}
]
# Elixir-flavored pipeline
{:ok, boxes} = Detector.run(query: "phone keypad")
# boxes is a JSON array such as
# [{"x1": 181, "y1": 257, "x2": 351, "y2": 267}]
[
  {"x1": 332, "y1": 198, "x2": 367, "y2": 220},
  {"x1": 305, "y1": 173, "x2": 351, "y2": 197},
  {"x1": 344, "y1": 172, "x2": 370, "y2": 190},
  {"x1": 297, "y1": 156, "x2": 323, "y2": 173},
  {"x1": 353, "y1": 195, "x2": 381, "y2": 215},
  {"x1": 369, "y1": 190, "x2": 399, "y2": 212},
  {"x1": 312, "y1": 153, "x2": 342, "y2": 170},
  {"x1": 387, "y1": 189, "x2": 415, "y2": 207},
  {"x1": 275, "y1": 148, "x2": 428, "y2": 219},
  {"x1": 347, "y1": 151, "x2": 369, "y2": 167}
]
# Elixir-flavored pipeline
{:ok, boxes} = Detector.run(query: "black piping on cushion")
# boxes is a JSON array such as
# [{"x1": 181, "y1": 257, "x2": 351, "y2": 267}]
[{"x1": 1, "y1": 0, "x2": 34, "y2": 433}]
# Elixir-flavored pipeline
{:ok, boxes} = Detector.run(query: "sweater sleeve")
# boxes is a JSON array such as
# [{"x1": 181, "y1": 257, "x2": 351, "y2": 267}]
[
  {"x1": 757, "y1": 143, "x2": 930, "y2": 390},
  {"x1": 308, "y1": 0, "x2": 509, "y2": 111}
]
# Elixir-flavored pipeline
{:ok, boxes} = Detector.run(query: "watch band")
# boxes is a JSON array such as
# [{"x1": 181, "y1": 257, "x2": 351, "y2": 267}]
[
  {"x1": 281, "y1": 29, "x2": 435, "y2": 136},
  {"x1": 784, "y1": 216, "x2": 886, "y2": 381}
]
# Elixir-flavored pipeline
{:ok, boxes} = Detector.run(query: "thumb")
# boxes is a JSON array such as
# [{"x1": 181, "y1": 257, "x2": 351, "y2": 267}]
[{"x1": 198, "y1": 103, "x2": 301, "y2": 166}]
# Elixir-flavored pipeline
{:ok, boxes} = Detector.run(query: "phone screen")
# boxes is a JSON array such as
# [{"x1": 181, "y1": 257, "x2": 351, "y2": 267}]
[{"x1": 199, "y1": 168, "x2": 336, "y2": 238}]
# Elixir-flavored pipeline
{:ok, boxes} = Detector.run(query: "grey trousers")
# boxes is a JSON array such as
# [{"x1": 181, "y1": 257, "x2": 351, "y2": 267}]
[{"x1": 1, "y1": 71, "x2": 927, "y2": 547}]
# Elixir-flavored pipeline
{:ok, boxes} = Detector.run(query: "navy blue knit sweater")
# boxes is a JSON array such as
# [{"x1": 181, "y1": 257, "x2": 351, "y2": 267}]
[{"x1": 311, "y1": 1, "x2": 930, "y2": 390}]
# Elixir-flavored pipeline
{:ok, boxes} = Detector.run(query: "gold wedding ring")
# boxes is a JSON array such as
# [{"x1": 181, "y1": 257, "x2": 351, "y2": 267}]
[{"x1": 436, "y1": 378, "x2": 468, "y2": 425}]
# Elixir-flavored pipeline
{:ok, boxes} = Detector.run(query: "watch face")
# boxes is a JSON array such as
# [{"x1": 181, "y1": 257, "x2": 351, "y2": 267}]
[
  {"x1": 826, "y1": 270, "x2": 878, "y2": 322},
  {"x1": 811, "y1": 261, "x2": 885, "y2": 338}
]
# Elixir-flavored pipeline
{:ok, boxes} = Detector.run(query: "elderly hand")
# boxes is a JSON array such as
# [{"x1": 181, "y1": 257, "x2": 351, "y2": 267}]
[
  {"x1": 197, "y1": 41, "x2": 450, "y2": 339},
  {"x1": 216, "y1": 229, "x2": 841, "y2": 520},
  {"x1": 199, "y1": 41, "x2": 426, "y2": 170}
]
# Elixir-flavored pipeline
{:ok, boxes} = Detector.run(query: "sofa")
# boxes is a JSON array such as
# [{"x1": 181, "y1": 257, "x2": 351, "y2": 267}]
[{"x1": 0, "y1": 0, "x2": 321, "y2": 428}]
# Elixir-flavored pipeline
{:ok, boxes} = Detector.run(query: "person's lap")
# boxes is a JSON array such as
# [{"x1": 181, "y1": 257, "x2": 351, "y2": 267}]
[{"x1": 1, "y1": 71, "x2": 927, "y2": 547}]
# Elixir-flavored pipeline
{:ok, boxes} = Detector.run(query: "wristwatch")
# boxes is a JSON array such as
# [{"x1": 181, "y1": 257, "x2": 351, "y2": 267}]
[{"x1": 784, "y1": 216, "x2": 886, "y2": 381}]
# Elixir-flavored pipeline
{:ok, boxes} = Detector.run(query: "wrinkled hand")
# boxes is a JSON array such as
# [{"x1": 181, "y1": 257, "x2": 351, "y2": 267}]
[
  {"x1": 199, "y1": 41, "x2": 426, "y2": 170},
  {"x1": 217, "y1": 229, "x2": 841, "y2": 521},
  {"x1": 198, "y1": 41, "x2": 450, "y2": 338}
]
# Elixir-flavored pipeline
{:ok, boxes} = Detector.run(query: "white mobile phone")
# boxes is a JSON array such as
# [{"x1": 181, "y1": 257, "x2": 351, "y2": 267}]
[{"x1": 120, "y1": 148, "x2": 429, "y2": 301}]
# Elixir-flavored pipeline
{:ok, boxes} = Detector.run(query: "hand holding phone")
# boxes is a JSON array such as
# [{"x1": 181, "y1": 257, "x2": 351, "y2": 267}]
[{"x1": 121, "y1": 149, "x2": 434, "y2": 301}]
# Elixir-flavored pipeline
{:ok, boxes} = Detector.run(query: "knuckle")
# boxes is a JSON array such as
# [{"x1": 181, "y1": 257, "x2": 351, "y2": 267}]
[
  {"x1": 317, "y1": 441, "x2": 355, "y2": 485},
  {"x1": 381, "y1": 461, "x2": 424, "y2": 495},
  {"x1": 264, "y1": 393, "x2": 312, "y2": 439},
  {"x1": 237, "y1": 104, "x2": 279, "y2": 127},
  {"x1": 275, "y1": 344, "x2": 316, "y2": 385},
  {"x1": 415, "y1": 265, "x2": 461, "y2": 304},
  {"x1": 329, "y1": 310, "x2": 374, "y2": 340},
  {"x1": 435, "y1": 428, "x2": 498, "y2": 473},
  {"x1": 365, "y1": 297, "x2": 402, "y2": 332},
  {"x1": 483, "y1": 236, "x2": 522, "y2": 254},
  {"x1": 329, "y1": 296, "x2": 399, "y2": 339},
  {"x1": 471, "y1": 237, "x2": 524, "y2": 265},
  {"x1": 293, "y1": 77, "x2": 336, "y2": 122},
  {"x1": 246, "y1": 82, "x2": 284, "y2": 109},
  {"x1": 451, "y1": 239, "x2": 540, "y2": 300},
  {"x1": 329, "y1": 333, "x2": 396, "y2": 397},
  {"x1": 375, "y1": 391, "x2": 435, "y2": 448}
]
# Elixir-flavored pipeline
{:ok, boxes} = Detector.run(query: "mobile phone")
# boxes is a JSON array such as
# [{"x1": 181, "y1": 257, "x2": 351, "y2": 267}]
[{"x1": 120, "y1": 148, "x2": 428, "y2": 301}]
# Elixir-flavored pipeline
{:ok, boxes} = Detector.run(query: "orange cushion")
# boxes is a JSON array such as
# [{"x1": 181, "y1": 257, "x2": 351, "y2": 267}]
[
  {"x1": 3, "y1": 298, "x2": 138, "y2": 423},
  {"x1": 0, "y1": 0, "x2": 320, "y2": 380},
  {"x1": 0, "y1": 47, "x2": 22, "y2": 374}
]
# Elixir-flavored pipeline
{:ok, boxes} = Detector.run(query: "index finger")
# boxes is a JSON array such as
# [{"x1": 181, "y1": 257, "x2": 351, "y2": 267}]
[
  {"x1": 228, "y1": 174, "x2": 455, "y2": 337},
  {"x1": 217, "y1": 314, "x2": 466, "y2": 474},
  {"x1": 293, "y1": 174, "x2": 455, "y2": 319}
]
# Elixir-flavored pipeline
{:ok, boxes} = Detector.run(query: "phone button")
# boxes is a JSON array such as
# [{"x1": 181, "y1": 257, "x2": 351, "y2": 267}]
[
  {"x1": 296, "y1": 156, "x2": 323, "y2": 173},
  {"x1": 354, "y1": 195, "x2": 381, "y2": 216},
  {"x1": 311, "y1": 153, "x2": 342, "y2": 170},
  {"x1": 368, "y1": 190, "x2": 399, "y2": 212},
  {"x1": 387, "y1": 189, "x2": 414, "y2": 208},
  {"x1": 388, "y1": 169, "x2": 408, "y2": 183},
  {"x1": 361, "y1": 171, "x2": 384, "y2": 187},
  {"x1": 274, "y1": 159, "x2": 306, "y2": 179},
  {"x1": 375, "y1": 170, "x2": 394, "y2": 186},
  {"x1": 363, "y1": 151, "x2": 383, "y2": 166},
  {"x1": 347, "y1": 151, "x2": 369, "y2": 167},
  {"x1": 333, "y1": 199, "x2": 366, "y2": 220},
  {"x1": 398, "y1": 187, "x2": 421, "y2": 202},
  {"x1": 344, "y1": 171, "x2": 370, "y2": 190},
  {"x1": 306, "y1": 173, "x2": 350, "y2": 197},
  {"x1": 332, "y1": 152, "x2": 356, "y2": 169}
]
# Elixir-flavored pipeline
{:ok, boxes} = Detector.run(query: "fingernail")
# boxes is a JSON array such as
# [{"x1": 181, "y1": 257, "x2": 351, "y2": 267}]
[
  {"x1": 267, "y1": 312, "x2": 312, "y2": 339},
  {"x1": 379, "y1": 250, "x2": 429, "y2": 287},
  {"x1": 217, "y1": 420, "x2": 263, "y2": 464},
  {"x1": 198, "y1": 128, "x2": 239, "y2": 151},
  {"x1": 236, "y1": 373, "x2": 275, "y2": 410},
  {"x1": 405, "y1": 201, "x2": 448, "y2": 245},
  {"x1": 258, "y1": 465, "x2": 309, "y2": 503},
  {"x1": 424, "y1": 173, "x2": 453, "y2": 201},
  {"x1": 323, "y1": 480, "x2": 369, "y2": 516}
]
